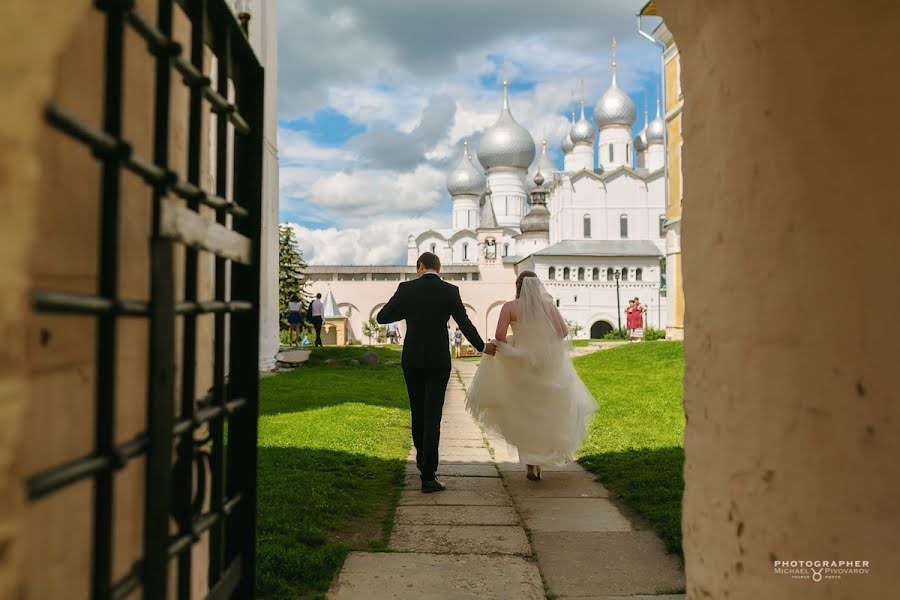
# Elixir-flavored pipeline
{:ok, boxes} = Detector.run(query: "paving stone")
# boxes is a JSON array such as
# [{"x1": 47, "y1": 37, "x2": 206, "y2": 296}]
[
  {"x1": 531, "y1": 531, "x2": 685, "y2": 597},
  {"x1": 439, "y1": 439, "x2": 486, "y2": 448},
  {"x1": 389, "y1": 524, "x2": 531, "y2": 555},
  {"x1": 439, "y1": 448, "x2": 492, "y2": 462},
  {"x1": 494, "y1": 457, "x2": 584, "y2": 472},
  {"x1": 394, "y1": 505, "x2": 520, "y2": 526},
  {"x1": 329, "y1": 552, "x2": 544, "y2": 600},
  {"x1": 403, "y1": 475, "x2": 505, "y2": 494},
  {"x1": 503, "y1": 470, "x2": 610, "y2": 498},
  {"x1": 404, "y1": 463, "x2": 499, "y2": 477},
  {"x1": 399, "y1": 489, "x2": 511, "y2": 507},
  {"x1": 517, "y1": 498, "x2": 632, "y2": 532},
  {"x1": 559, "y1": 596, "x2": 685, "y2": 600}
]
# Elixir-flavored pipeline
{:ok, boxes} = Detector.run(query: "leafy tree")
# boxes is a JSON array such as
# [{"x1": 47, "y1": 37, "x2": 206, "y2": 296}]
[
  {"x1": 278, "y1": 224, "x2": 309, "y2": 330},
  {"x1": 565, "y1": 319, "x2": 583, "y2": 338},
  {"x1": 362, "y1": 318, "x2": 384, "y2": 345}
]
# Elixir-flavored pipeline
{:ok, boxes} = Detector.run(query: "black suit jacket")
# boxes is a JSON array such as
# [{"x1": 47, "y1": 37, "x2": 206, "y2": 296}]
[{"x1": 377, "y1": 273, "x2": 485, "y2": 369}]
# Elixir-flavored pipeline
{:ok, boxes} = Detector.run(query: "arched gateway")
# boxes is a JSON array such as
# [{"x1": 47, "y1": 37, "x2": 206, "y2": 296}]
[{"x1": 590, "y1": 320, "x2": 613, "y2": 339}]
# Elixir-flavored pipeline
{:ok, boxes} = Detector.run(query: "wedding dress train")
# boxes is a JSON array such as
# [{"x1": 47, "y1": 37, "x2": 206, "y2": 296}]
[{"x1": 465, "y1": 279, "x2": 597, "y2": 467}]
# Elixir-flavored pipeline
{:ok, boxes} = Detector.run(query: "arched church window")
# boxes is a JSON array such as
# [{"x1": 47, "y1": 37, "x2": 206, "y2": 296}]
[
  {"x1": 659, "y1": 215, "x2": 666, "y2": 237},
  {"x1": 577, "y1": 267, "x2": 585, "y2": 281},
  {"x1": 430, "y1": 243, "x2": 436, "y2": 254},
  {"x1": 606, "y1": 267, "x2": 613, "y2": 281},
  {"x1": 563, "y1": 267, "x2": 570, "y2": 281},
  {"x1": 626, "y1": 143, "x2": 630, "y2": 161},
  {"x1": 574, "y1": 295, "x2": 578, "y2": 303},
  {"x1": 609, "y1": 145, "x2": 614, "y2": 162},
  {"x1": 620, "y1": 214, "x2": 628, "y2": 238},
  {"x1": 463, "y1": 243, "x2": 469, "y2": 261},
  {"x1": 583, "y1": 214, "x2": 591, "y2": 238},
  {"x1": 621, "y1": 267, "x2": 629, "y2": 281},
  {"x1": 592, "y1": 267, "x2": 599, "y2": 280},
  {"x1": 556, "y1": 298, "x2": 560, "y2": 307},
  {"x1": 548, "y1": 266, "x2": 556, "y2": 279},
  {"x1": 636, "y1": 268, "x2": 643, "y2": 281},
  {"x1": 503, "y1": 243, "x2": 509, "y2": 257}
]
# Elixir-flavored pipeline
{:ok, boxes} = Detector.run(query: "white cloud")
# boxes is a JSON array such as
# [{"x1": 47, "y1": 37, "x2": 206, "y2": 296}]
[
  {"x1": 306, "y1": 164, "x2": 447, "y2": 222},
  {"x1": 287, "y1": 216, "x2": 441, "y2": 265}
]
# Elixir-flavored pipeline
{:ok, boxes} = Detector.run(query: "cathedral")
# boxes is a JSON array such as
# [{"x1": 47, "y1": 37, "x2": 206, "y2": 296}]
[{"x1": 306, "y1": 46, "x2": 668, "y2": 344}]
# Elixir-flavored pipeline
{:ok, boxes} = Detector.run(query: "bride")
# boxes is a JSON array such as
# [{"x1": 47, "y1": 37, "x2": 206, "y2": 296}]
[{"x1": 466, "y1": 271, "x2": 597, "y2": 481}]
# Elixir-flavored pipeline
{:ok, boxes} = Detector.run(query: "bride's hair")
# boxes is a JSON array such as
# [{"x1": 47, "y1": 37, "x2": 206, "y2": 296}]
[{"x1": 515, "y1": 271, "x2": 538, "y2": 298}]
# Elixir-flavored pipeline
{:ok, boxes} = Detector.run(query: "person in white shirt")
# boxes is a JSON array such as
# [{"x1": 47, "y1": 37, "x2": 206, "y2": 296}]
[{"x1": 310, "y1": 293, "x2": 325, "y2": 347}]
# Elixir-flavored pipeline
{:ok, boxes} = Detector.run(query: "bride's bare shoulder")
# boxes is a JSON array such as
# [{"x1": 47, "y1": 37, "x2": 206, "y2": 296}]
[{"x1": 504, "y1": 299, "x2": 519, "y2": 318}]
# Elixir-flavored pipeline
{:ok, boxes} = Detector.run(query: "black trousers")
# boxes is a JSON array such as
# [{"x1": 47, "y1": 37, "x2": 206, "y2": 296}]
[
  {"x1": 402, "y1": 367, "x2": 451, "y2": 482},
  {"x1": 311, "y1": 316, "x2": 323, "y2": 346}
]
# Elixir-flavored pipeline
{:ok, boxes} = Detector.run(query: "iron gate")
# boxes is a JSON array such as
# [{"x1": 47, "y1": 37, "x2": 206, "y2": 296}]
[{"x1": 26, "y1": 0, "x2": 263, "y2": 597}]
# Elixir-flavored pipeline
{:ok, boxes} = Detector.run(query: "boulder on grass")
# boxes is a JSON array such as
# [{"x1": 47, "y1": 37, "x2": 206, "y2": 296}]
[
  {"x1": 349, "y1": 359, "x2": 361, "y2": 367},
  {"x1": 360, "y1": 351, "x2": 380, "y2": 366}
]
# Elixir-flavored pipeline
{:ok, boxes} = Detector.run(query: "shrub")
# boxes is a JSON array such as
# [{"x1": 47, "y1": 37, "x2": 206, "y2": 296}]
[
  {"x1": 643, "y1": 327, "x2": 667, "y2": 341},
  {"x1": 603, "y1": 328, "x2": 630, "y2": 341}
]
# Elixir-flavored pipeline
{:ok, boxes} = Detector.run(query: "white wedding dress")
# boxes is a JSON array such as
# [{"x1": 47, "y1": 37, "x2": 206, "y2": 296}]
[{"x1": 465, "y1": 278, "x2": 597, "y2": 467}]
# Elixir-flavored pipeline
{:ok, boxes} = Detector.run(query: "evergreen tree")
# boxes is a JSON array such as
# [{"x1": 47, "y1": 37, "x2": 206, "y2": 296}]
[{"x1": 278, "y1": 224, "x2": 309, "y2": 330}]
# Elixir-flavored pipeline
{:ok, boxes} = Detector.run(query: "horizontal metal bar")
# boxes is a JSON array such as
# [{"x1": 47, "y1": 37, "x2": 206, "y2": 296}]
[
  {"x1": 222, "y1": 493, "x2": 242, "y2": 515},
  {"x1": 26, "y1": 433, "x2": 148, "y2": 500},
  {"x1": 171, "y1": 397, "x2": 247, "y2": 437},
  {"x1": 45, "y1": 104, "x2": 120, "y2": 157},
  {"x1": 159, "y1": 198, "x2": 253, "y2": 264},
  {"x1": 125, "y1": 151, "x2": 169, "y2": 186},
  {"x1": 126, "y1": 8, "x2": 179, "y2": 58},
  {"x1": 174, "y1": 300, "x2": 253, "y2": 314},
  {"x1": 33, "y1": 290, "x2": 149, "y2": 316},
  {"x1": 207, "y1": 555, "x2": 243, "y2": 600},
  {"x1": 167, "y1": 497, "x2": 242, "y2": 560},
  {"x1": 109, "y1": 561, "x2": 142, "y2": 600},
  {"x1": 171, "y1": 179, "x2": 249, "y2": 219},
  {"x1": 172, "y1": 55, "x2": 207, "y2": 88}
]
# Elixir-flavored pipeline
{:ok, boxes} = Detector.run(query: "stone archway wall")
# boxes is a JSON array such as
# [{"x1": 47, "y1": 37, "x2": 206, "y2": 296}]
[{"x1": 657, "y1": 1, "x2": 900, "y2": 597}]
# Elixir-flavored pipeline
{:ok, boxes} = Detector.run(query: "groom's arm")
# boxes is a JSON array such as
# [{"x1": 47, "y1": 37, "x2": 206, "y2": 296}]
[
  {"x1": 450, "y1": 287, "x2": 485, "y2": 352},
  {"x1": 376, "y1": 283, "x2": 406, "y2": 324}
]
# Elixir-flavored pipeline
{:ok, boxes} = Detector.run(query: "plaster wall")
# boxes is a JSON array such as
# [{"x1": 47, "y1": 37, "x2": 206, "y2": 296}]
[{"x1": 657, "y1": 0, "x2": 900, "y2": 597}]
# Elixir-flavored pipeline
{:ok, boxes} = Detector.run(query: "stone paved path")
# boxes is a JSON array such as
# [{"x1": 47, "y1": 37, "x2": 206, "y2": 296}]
[{"x1": 328, "y1": 360, "x2": 684, "y2": 600}]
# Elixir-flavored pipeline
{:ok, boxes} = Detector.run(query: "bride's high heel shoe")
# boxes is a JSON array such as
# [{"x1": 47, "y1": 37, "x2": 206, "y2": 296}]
[{"x1": 526, "y1": 464, "x2": 539, "y2": 481}]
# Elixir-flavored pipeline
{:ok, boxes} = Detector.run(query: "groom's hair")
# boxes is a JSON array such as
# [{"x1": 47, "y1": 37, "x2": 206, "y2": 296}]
[
  {"x1": 417, "y1": 252, "x2": 441, "y2": 272},
  {"x1": 515, "y1": 270, "x2": 538, "y2": 298}
]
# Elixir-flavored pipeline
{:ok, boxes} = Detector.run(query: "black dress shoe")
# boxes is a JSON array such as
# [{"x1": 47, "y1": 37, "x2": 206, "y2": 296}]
[{"x1": 421, "y1": 479, "x2": 446, "y2": 493}]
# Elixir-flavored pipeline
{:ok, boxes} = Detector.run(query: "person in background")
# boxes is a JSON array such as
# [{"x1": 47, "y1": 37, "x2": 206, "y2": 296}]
[
  {"x1": 286, "y1": 293, "x2": 304, "y2": 346},
  {"x1": 309, "y1": 292, "x2": 325, "y2": 347},
  {"x1": 448, "y1": 324, "x2": 454, "y2": 352},
  {"x1": 387, "y1": 322, "x2": 399, "y2": 344},
  {"x1": 454, "y1": 327, "x2": 463, "y2": 358},
  {"x1": 631, "y1": 297, "x2": 646, "y2": 341},
  {"x1": 625, "y1": 298, "x2": 637, "y2": 340}
]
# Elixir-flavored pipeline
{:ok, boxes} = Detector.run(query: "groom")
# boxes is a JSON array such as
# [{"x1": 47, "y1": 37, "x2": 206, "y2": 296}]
[{"x1": 377, "y1": 252, "x2": 484, "y2": 492}]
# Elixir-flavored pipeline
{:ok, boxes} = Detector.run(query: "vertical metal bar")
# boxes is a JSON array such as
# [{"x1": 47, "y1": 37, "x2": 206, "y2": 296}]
[
  {"x1": 144, "y1": 1, "x2": 177, "y2": 598},
  {"x1": 225, "y1": 54, "x2": 264, "y2": 600},
  {"x1": 208, "y1": 22, "x2": 230, "y2": 588},
  {"x1": 175, "y1": 0, "x2": 207, "y2": 596},
  {"x1": 93, "y1": 2, "x2": 126, "y2": 597}
]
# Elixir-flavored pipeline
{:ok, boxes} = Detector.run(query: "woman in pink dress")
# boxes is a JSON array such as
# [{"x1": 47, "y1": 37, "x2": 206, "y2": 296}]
[{"x1": 629, "y1": 297, "x2": 645, "y2": 341}]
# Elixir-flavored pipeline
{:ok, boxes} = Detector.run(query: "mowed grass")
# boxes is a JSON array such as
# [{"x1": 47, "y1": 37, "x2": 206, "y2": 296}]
[
  {"x1": 575, "y1": 341, "x2": 685, "y2": 554},
  {"x1": 256, "y1": 346, "x2": 411, "y2": 599}
]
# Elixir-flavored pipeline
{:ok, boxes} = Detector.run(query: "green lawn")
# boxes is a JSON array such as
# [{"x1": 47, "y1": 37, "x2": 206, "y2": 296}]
[
  {"x1": 256, "y1": 346, "x2": 411, "y2": 599},
  {"x1": 571, "y1": 338, "x2": 605, "y2": 347},
  {"x1": 575, "y1": 341, "x2": 685, "y2": 555}
]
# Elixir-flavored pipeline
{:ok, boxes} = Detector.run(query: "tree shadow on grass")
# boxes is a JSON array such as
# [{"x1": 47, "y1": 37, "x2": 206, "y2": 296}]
[
  {"x1": 578, "y1": 446, "x2": 685, "y2": 556},
  {"x1": 256, "y1": 447, "x2": 407, "y2": 600},
  {"x1": 260, "y1": 347, "x2": 410, "y2": 417}
]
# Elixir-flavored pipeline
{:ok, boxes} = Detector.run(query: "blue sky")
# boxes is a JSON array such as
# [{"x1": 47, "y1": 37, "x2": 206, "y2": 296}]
[{"x1": 277, "y1": 0, "x2": 664, "y2": 264}]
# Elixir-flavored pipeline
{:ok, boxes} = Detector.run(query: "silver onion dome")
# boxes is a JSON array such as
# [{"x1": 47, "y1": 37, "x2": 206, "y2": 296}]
[
  {"x1": 570, "y1": 100, "x2": 595, "y2": 145},
  {"x1": 633, "y1": 128, "x2": 647, "y2": 152},
  {"x1": 593, "y1": 39, "x2": 636, "y2": 129},
  {"x1": 560, "y1": 110, "x2": 575, "y2": 154},
  {"x1": 446, "y1": 140, "x2": 486, "y2": 197},
  {"x1": 477, "y1": 81, "x2": 536, "y2": 171},
  {"x1": 528, "y1": 140, "x2": 556, "y2": 190},
  {"x1": 646, "y1": 97, "x2": 665, "y2": 144}
]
